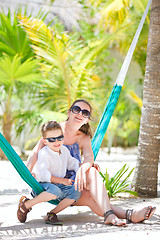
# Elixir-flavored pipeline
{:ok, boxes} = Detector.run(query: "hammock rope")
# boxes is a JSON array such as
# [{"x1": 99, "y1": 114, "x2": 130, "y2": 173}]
[
  {"x1": 91, "y1": 0, "x2": 152, "y2": 159},
  {"x1": 0, "y1": 0, "x2": 152, "y2": 204}
]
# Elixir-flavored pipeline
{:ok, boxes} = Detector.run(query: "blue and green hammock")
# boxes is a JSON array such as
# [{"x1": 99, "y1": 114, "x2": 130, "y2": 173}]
[{"x1": 0, "y1": 0, "x2": 152, "y2": 205}]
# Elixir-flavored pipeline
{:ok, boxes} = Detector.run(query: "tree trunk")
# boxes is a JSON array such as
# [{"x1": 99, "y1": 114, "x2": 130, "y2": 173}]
[
  {"x1": 2, "y1": 108, "x2": 12, "y2": 144},
  {"x1": 0, "y1": 108, "x2": 12, "y2": 160},
  {"x1": 134, "y1": 0, "x2": 160, "y2": 197}
]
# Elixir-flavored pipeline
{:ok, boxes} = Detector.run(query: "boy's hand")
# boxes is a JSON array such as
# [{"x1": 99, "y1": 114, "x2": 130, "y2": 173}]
[
  {"x1": 61, "y1": 178, "x2": 75, "y2": 186},
  {"x1": 31, "y1": 172, "x2": 36, "y2": 178}
]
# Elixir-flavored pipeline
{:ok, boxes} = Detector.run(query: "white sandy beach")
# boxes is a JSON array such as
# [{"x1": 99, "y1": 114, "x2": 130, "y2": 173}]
[{"x1": 0, "y1": 147, "x2": 160, "y2": 239}]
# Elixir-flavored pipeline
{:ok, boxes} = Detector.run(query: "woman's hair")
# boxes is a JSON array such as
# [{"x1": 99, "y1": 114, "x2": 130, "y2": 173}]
[
  {"x1": 41, "y1": 121, "x2": 62, "y2": 138},
  {"x1": 69, "y1": 99, "x2": 92, "y2": 138}
]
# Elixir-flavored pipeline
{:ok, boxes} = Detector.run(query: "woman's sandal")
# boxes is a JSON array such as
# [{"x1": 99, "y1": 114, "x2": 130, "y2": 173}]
[
  {"x1": 126, "y1": 206, "x2": 156, "y2": 223},
  {"x1": 17, "y1": 196, "x2": 32, "y2": 223},
  {"x1": 45, "y1": 212, "x2": 63, "y2": 225},
  {"x1": 103, "y1": 210, "x2": 126, "y2": 226}
]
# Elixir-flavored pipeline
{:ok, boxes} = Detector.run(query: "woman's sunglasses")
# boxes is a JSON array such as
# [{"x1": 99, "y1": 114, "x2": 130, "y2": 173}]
[
  {"x1": 45, "y1": 135, "x2": 64, "y2": 143},
  {"x1": 71, "y1": 106, "x2": 90, "y2": 118}
]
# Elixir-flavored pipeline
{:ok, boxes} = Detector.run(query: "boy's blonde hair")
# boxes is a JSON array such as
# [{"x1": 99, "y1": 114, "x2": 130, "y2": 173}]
[{"x1": 41, "y1": 121, "x2": 62, "y2": 138}]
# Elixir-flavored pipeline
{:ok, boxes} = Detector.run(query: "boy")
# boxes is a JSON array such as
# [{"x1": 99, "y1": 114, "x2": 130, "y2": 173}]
[{"x1": 17, "y1": 121, "x2": 81, "y2": 225}]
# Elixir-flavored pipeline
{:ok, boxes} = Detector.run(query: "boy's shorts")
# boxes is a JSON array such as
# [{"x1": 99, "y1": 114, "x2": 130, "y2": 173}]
[{"x1": 32, "y1": 182, "x2": 81, "y2": 202}]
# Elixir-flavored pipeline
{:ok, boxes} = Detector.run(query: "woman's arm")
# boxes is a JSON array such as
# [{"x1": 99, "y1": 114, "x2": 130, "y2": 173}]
[
  {"x1": 74, "y1": 135, "x2": 94, "y2": 192},
  {"x1": 26, "y1": 138, "x2": 45, "y2": 172},
  {"x1": 80, "y1": 135, "x2": 94, "y2": 164},
  {"x1": 75, "y1": 135, "x2": 100, "y2": 191}
]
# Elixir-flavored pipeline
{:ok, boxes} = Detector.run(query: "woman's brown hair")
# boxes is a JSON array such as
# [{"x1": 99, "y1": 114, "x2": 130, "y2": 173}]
[{"x1": 69, "y1": 99, "x2": 92, "y2": 138}]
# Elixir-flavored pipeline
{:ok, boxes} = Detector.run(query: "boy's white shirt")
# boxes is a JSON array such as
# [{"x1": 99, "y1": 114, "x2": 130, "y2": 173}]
[{"x1": 33, "y1": 145, "x2": 80, "y2": 182}]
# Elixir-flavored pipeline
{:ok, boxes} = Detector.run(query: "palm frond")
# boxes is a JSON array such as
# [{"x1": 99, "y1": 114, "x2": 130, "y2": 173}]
[{"x1": 0, "y1": 54, "x2": 42, "y2": 86}]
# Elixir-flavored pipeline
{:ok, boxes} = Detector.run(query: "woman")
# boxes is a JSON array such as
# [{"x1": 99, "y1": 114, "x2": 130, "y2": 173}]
[{"x1": 26, "y1": 99, "x2": 156, "y2": 226}]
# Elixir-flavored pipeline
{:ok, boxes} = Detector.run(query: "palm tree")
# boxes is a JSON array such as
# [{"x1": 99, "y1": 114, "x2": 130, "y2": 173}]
[
  {"x1": 0, "y1": 10, "x2": 33, "y2": 60},
  {"x1": 98, "y1": 0, "x2": 150, "y2": 74},
  {"x1": 134, "y1": 0, "x2": 160, "y2": 197},
  {"x1": 18, "y1": 14, "x2": 121, "y2": 112},
  {"x1": 0, "y1": 54, "x2": 42, "y2": 144}
]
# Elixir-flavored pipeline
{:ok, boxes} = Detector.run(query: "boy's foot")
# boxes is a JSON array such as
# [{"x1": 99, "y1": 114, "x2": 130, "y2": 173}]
[
  {"x1": 45, "y1": 212, "x2": 63, "y2": 225},
  {"x1": 17, "y1": 196, "x2": 32, "y2": 223}
]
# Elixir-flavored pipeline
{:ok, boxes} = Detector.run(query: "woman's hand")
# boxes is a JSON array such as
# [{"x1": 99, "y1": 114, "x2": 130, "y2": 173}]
[
  {"x1": 74, "y1": 162, "x2": 92, "y2": 192},
  {"x1": 92, "y1": 163, "x2": 100, "y2": 172}
]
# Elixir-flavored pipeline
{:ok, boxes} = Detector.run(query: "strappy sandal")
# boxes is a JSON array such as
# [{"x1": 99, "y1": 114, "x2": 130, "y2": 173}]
[
  {"x1": 17, "y1": 196, "x2": 32, "y2": 223},
  {"x1": 103, "y1": 210, "x2": 126, "y2": 226},
  {"x1": 126, "y1": 206, "x2": 156, "y2": 223},
  {"x1": 45, "y1": 212, "x2": 63, "y2": 225},
  {"x1": 144, "y1": 206, "x2": 156, "y2": 220}
]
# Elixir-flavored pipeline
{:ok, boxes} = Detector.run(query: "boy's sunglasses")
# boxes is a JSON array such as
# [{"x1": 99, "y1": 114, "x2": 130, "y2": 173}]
[
  {"x1": 71, "y1": 106, "x2": 90, "y2": 118},
  {"x1": 45, "y1": 135, "x2": 64, "y2": 143}
]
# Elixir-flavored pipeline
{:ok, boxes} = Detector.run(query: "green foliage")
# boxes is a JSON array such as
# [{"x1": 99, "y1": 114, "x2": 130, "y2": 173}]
[
  {"x1": 14, "y1": 109, "x2": 66, "y2": 136},
  {"x1": 18, "y1": 14, "x2": 123, "y2": 112},
  {"x1": 97, "y1": 0, "x2": 150, "y2": 74},
  {"x1": 0, "y1": 10, "x2": 33, "y2": 61},
  {"x1": 0, "y1": 53, "x2": 43, "y2": 142},
  {"x1": 0, "y1": 2, "x2": 148, "y2": 148},
  {"x1": 0, "y1": 54, "x2": 42, "y2": 86},
  {"x1": 100, "y1": 164, "x2": 137, "y2": 198}
]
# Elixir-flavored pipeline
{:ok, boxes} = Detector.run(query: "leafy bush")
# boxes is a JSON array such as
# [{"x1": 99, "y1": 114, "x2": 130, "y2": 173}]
[{"x1": 100, "y1": 164, "x2": 137, "y2": 198}]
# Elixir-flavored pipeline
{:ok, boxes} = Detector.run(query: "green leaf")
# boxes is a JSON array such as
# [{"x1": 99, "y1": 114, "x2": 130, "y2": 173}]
[{"x1": 100, "y1": 164, "x2": 137, "y2": 198}]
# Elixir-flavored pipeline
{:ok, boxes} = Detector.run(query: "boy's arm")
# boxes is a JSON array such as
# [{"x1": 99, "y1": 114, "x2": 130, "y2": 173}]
[
  {"x1": 51, "y1": 175, "x2": 74, "y2": 186},
  {"x1": 32, "y1": 150, "x2": 52, "y2": 182},
  {"x1": 26, "y1": 138, "x2": 45, "y2": 172}
]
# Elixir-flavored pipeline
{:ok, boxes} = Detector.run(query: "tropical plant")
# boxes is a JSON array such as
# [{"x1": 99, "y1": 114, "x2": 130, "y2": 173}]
[
  {"x1": 18, "y1": 14, "x2": 128, "y2": 113},
  {"x1": 97, "y1": 0, "x2": 150, "y2": 74},
  {"x1": 0, "y1": 54, "x2": 42, "y2": 143},
  {"x1": 100, "y1": 164, "x2": 137, "y2": 198},
  {"x1": 0, "y1": 8, "x2": 50, "y2": 60},
  {"x1": 0, "y1": 8, "x2": 54, "y2": 152},
  {"x1": 0, "y1": 10, "x2": 33, "y2": 61}
]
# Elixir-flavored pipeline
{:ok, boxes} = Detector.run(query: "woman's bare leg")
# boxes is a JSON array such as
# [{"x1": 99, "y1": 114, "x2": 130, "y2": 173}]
[
  {"x1": 73, "y1": 189, "x2": 104, "y2": 216},
  {"x1": 83, "y1": 167, "x2": 126, "y2": 225},
  {"x1": 112, "y1": 205, "x2": 156, "y2": 222},
  {"x1": 85, "y1": 167, "x2": 156, "y2": 223}
]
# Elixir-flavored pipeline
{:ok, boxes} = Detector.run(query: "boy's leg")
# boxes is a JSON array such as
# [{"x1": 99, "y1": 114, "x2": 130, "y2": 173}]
[
  {"x1": 53, "y1": 184, "x2": 81, "y2": 212},
  {"x1": 25, "y1": 181, "x2": 63, "y2": 209},
  {"x1": 50, "y1": 198, "x2": 75, "y2": 214},
  {"x1": 44, "y1": 185, "x2": 79, "y2": 225},
  {"x1": 17, "y1": 183, "x2": 62, "y2": 223},
  {"x1": 48, "y1": 184, "x2": 81, "y2": 215},
  {"x1": 25, "y1": 191, "x2": 57, "y2": 209}
]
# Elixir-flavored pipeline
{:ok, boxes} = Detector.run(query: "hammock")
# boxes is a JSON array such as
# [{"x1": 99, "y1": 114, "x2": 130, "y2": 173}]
[
  {"x1": 0, "y1": 0, "x2": 152, "y2": 205},
  {"x1": 92, "y1": 0, "x2": 152, "y2": 159}
]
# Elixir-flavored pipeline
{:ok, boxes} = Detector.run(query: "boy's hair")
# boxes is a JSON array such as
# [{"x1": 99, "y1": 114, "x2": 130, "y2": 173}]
[{"x1": 41, "y1": 121, "x2": 62, "y2": 137}]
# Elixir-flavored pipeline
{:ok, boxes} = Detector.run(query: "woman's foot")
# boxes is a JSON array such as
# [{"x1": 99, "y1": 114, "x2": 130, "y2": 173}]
[
  {"x1": 126, "y1": 206, "x2": 156, "y2": 223},
  {"x1": 104, "y1": 210, "x2": 126, "y2": 226}
]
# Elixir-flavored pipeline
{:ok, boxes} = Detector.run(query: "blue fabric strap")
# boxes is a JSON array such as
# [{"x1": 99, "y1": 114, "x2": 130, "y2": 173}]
[{"x1": 92, "y1": 84, "x2": 122, "y2": 159}]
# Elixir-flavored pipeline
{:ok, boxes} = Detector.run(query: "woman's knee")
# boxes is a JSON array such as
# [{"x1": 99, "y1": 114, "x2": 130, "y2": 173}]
[
  {"x1": 75, "y1": 189, "x2": 92, "y2": 206},
  {"x1": 86, "y1": 167, "x2": 99, "y2": 183}
]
